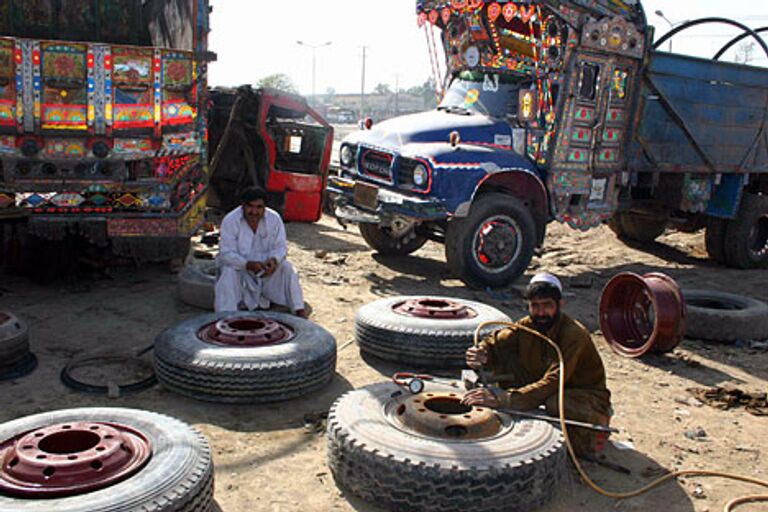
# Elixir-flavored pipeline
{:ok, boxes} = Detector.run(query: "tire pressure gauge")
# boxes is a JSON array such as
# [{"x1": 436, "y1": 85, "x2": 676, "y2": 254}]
[
  {"x1": 392, "y1": 372, "x2": 433, "y2": 394},
  {"x1": 408, "y1": 378, "x2": 425, "y2": 395}
]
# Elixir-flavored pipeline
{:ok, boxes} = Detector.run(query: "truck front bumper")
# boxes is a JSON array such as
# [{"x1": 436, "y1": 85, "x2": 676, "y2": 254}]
[{"x1": 326, "y1": 176, "x2": 448, "y2": 224}]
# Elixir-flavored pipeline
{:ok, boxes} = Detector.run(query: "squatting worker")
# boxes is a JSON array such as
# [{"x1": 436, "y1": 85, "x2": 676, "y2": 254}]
[
  {"x1": 215, "y1": 186, "x2": 307, "y2": 318},
  {"x1": 463, "y1": 272, "x2": 611, "y2": 456}
]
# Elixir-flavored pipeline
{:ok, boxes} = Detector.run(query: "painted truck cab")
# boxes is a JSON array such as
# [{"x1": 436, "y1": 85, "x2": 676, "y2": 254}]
[{"x1": 328, "y1": 0, "x2": 648, "y2": 287}]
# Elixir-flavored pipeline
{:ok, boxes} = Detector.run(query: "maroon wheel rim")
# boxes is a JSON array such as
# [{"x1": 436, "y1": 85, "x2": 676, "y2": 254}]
[
  {"x1": 599, "y1": 272, "x2": 686, "y2": 358},
  {"x1": 198, "y1": 316, "x2": 294, "y2": 346},
  {"x1": 393, "y1": 298, "x2": 478, "y2": 320},
  {"x1": 0, "y1": 422, "x2": 152, "y2": 498}
]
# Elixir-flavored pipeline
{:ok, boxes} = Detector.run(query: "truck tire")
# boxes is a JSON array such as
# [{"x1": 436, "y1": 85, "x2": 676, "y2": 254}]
[
  {"x1": 177, "y1": 262, "x2": 217, "y2": 310},
  {"x1": 154, "y1": 311, "x2": 336, "y2": 403},
  {"x1": 705, "y1": 218, "x2": 729, "y2": 264},
  {"x1": 327, "y1": 382, "x2": 566, "y2": 512},
  {"x1": 608, "y1": 213, "x2": 667, "y2": 242},
  {"x1": 683, "y1": 289, "x2": 768, "y2": 342},
  {"x1": 359, "y1": 223, "x2": 427, "y2": 256},
  {"x1": 0, "y1": 408, "x2": 213, "y2": 512},
  {"x1": 0, "y1": 312, "x2": 34, "y2": 378},
  {"x1": 723, "y1": 193, "x2": 768, "y2": 269},
  {"x1": 445, "y1": 194, "x2": 535, "y2": 289},
  {"x1": 355, "y1": 296, "x2": 511, "y2": 368}
]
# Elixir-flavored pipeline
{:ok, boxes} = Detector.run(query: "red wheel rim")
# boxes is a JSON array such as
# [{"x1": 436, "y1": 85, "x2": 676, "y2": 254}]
[
  {"x1": 198, "y1": 316, "x2": 294, "y2": 346},
  {"x1": 0, "y1": 422, "x2": 151, "y2": 497},
  {"x1": 393, "y1": 298, "x2": 478, "y2": 319},
  {"x1": 599, "y1": 272, "x2": 686, "y2": 358}
]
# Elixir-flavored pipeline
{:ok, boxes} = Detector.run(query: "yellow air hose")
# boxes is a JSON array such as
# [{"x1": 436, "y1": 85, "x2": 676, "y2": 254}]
[{"x1": 473, "y1": 321, "x2": 768, "y2": 512}]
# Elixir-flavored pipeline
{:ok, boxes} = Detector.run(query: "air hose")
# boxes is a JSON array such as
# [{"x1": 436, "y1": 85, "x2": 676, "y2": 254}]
[{"x1": 473, "y1": 320, "x2": 768, "y2": 512}]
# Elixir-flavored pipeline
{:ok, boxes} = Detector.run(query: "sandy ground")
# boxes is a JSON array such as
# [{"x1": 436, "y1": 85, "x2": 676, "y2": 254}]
[{"x1": 1, "y1": 211, "x2": 767, "y2": 512}]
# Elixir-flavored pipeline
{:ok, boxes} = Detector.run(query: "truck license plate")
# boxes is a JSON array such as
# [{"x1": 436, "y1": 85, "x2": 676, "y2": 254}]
[{"x1": 353, "y1": 182, "x2": 379, "y2": 210}]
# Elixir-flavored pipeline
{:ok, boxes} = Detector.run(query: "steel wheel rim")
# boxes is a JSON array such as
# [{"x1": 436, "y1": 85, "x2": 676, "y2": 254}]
[
  {"x1": 748, "y1": 214, "x2": 768, "y2": 258},
  {"x1": 471, "y1": 215, "x2": 522, "y2": 274},
  {"x1": 198, "y1": 316, "x2": 294, "y2": 346}
]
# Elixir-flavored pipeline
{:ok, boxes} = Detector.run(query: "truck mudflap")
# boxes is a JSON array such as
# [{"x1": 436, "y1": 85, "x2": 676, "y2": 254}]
[{"x1": 326, "y1": 176, "x2": 448, "y2": 223}]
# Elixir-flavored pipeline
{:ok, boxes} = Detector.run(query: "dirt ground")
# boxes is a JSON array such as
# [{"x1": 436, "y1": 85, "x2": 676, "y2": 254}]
[{"x1": 1, "y1": 209, "x2": 767, "y2": 511}]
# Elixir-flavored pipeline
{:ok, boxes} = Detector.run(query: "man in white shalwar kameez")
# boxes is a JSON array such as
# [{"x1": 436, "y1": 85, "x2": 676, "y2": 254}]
[{"x1": 215, "y1": 187, "x2": 307, "y2": 317}]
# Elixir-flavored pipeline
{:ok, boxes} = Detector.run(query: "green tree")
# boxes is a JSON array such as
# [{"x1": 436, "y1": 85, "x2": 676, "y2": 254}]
[
  {"x1": 374, "y1": 83, "x2": 392, "y2": 95},
  {"x1": 257, "y1": 73, "x2": 299, "y2": 94}
]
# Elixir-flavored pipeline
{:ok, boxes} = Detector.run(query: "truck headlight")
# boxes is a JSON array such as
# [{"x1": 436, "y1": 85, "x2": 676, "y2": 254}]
[
  {"x1": 413, "y1": 164, "x2": 428, "y2": 187},
  {"x1": 340, "y1": 145, "x2": 355, "y2": 167}
]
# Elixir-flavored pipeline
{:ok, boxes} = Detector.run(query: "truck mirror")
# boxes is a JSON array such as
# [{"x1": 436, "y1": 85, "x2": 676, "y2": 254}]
[{"x1": 518, "y1": 89, "x2": 538, "y2": 123}]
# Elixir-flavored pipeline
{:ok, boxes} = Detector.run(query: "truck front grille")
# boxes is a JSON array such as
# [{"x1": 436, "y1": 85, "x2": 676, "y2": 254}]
[{"x1": 360, "y1": 149, "x2": 393, "y2": 182}]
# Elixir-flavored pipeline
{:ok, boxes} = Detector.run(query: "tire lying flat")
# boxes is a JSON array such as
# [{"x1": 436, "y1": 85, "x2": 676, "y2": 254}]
[
  {"x1": 154, "y1": 311, "x2": 337, "y2": 403},
  {"x1": 0, "y1": 408, "x2": 213, "y2": 512},
  {"x1": 177, "y1": 262, "x2": 217, "y2": 310},
  {"x1": 327, "y1": 382, "x2": 565, "y2": 512},
  {"x1": 683, "y1": 289, "x2": 768, "y2": 342},
  {"x1": 355, "y1": 296, "x2": 511, "y2": 368}
]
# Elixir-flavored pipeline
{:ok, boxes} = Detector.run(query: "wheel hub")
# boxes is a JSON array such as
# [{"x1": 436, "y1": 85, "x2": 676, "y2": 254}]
[
  {"x1": 474, "y1": 216, "x2": 520, "y2": 270},
  {"x1": 198, "y1": 317, "x2": 294, "y2": 346},
  {"x1": 392, "y1": 392, "x2": 502, "y2": 440},
  {"x1": 392, "y1": 298, "x2": 477, "y2": 319},
  {"x1": 0, "y1": 422, "x2": 151, "y2": 498},
  {"x1": 748, "y1": 215, "x2": 768, "y2": 258}
]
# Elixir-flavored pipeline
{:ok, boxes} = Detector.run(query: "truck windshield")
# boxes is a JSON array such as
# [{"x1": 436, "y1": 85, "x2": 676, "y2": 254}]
[{"x1": 438, "y1": 72, "x2": 530, "y2": 119}]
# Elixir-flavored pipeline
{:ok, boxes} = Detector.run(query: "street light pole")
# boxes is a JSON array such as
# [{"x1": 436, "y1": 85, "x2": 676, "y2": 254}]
[
  {"x1": 296, "y1": 40, "x2": 332, "y2": 104},
  {"x1": 654, "y1": 10, "x2": 675, "y2": 53}
]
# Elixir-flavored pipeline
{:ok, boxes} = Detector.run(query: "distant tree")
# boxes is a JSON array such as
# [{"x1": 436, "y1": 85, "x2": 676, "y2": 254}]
[
  {"x1": 323, "y1": 86, "x2": 336, "y2": 104},
  {"x1": 257, "y1": 73, "x2": 299, "y2": 94},
  {"x1": 407, "y1": 78, "x2": 439, "y2": 109},
  {"x1": 734, "y1": 41, "x2": 755, "y2": 64},
  {"x1": 374, "y1": 83, "x2": 392, "y2": 95}
]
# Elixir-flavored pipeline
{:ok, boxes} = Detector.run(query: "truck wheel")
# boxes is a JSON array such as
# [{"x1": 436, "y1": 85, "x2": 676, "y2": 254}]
[
  {"x1": 445, "y1": 194, "x2": 535, "y2": 289},
  {"x1": 177, "y1": 262, "x2": 217, "y2": 310},
  {"x1": 355, "y1": 296, "x2": 511, "y2": 368},
  {"x1": 723, "y1": 193, "x2": 768, "y2": 269},
  {"x1": 327, "y1": 382, "x2": 566, "y2": 512},
  {"x1": 705, "y1": 218, "x2": 729, "y2": 264},
  {"x1": 359, "y1": 223, "x2": 427, "y2": 255},
  {"x1": 0, "y1": 312, "x2": 29, "y2": 371},
  {"x1": 683, "y1": 289, "x2": 768, "y2": 342},
  {"x1": 154, "y1": 311, "x2": 337, "y2": 403},
  {"x1": 608, "y1": 213, "x2": 667, "y2": 242},
  {"x1": 0, "y1": 408, "x2": 212, "y2": 512}
]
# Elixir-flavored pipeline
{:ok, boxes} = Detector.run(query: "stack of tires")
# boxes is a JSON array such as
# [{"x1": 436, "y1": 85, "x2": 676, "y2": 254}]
[
  {"x1": 154, "y1": 311, "x2": 337, "y2": 403},
  {"x1": 0, "y1": 312, "x2": 36, "y2": 380},
  {"x1": 355, "y1": 296, "x2": 511, "y2": 368},
  {"x1": 177, "y1": 261, "x2": 217, "y2": 310},
  {"x1": 0, "y1": 408, "x2": 213, "y2": 511}
]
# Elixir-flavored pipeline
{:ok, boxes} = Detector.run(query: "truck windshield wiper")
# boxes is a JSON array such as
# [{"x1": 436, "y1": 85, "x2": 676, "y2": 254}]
[{"x1": 438, "y1": 105, "x2": 472, "y2": 116}]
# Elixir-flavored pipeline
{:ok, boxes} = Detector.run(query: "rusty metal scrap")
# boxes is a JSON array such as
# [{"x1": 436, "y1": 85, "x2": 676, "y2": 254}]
[{"x1": 687, "y1": 385, "x2": 768, "y2": 416}]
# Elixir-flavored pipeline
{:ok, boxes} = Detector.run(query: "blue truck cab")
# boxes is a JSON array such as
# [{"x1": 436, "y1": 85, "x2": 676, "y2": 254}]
[{"x1": 327, "y1": 0, "x2": 768, "y2": 288}]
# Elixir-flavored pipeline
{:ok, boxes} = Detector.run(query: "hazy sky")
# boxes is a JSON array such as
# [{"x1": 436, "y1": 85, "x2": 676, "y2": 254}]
[{"x1": 208, "y1": 1, "x2": 767, "y2": 95}]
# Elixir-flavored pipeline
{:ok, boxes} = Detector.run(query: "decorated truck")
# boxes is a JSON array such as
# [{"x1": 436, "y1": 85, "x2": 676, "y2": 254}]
[
  {"x1": 327, "y1": 0, "x2": 768, "y2": 288},
  {"x1": 0, "y1": 1, "x2": 333, "y2": 268}
]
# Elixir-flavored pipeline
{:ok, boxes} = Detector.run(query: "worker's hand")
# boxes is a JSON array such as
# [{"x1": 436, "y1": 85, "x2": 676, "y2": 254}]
[
  {"x1": 461, "y1": 388, "x2": 500, "y2": 408},
  {"x1": 246, "y1": 261, "x2": 264, "y2": 274},
  {"x1": 263, "y1": 258, "x2": 278, "y2": 277},
  {"x1": 465, "y1": 346, "x2": 488, "y2": 370}
]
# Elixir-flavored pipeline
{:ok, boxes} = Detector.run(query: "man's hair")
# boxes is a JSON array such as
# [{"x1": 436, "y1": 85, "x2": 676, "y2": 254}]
[
  {"x1": 524, "y1": 281, "x2": 562, "y2": 301},
  {"x1": 240, "y1": 186, "x2": 267, "y2": 204}
]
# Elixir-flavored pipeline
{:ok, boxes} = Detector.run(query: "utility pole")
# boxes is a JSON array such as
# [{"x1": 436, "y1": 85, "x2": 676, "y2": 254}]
[
  {"x1": 654, "y1": 11, "x2": 677, "y2": 53},
  {"x1": 297, "y1": 40, "x2": 332, "y2": 105},
  {"x1": 360, "y1": 45, "x2": 368, "y2": 120}
]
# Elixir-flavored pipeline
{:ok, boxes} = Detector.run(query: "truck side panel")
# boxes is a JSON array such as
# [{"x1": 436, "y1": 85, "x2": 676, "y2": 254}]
[{"x1": 630, "y1": 51, "x2": 768, "y2": 175}]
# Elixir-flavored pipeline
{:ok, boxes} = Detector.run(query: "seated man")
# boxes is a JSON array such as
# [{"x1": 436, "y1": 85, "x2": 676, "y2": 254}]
[
  {"x1": 463, "y1": 272, "x2": 611, "y2": 456},
  {"x1": 215, "y1": 186, "x2": 307, "y2": 317}
]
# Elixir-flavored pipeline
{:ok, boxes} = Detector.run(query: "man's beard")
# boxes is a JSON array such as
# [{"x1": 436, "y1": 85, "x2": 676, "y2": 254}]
[{"x1": 532, "y1": 310, "x2": 560, "y2": 333}]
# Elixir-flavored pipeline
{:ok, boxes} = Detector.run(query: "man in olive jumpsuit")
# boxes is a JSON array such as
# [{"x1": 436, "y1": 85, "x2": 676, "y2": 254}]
[{"x1": 463, "y1": 273, "x2": 611, "y2": 456}]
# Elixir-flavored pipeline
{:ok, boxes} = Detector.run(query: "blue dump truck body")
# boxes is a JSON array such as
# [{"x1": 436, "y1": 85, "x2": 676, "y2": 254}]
[{"x1": 328, "y1": 1, "x2": 768, "y2": 288}]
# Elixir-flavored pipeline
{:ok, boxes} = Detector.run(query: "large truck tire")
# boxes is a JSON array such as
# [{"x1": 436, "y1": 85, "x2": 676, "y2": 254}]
[
  {"x1": 359, "y1": 223, "x2": 427, "y2": 256},
  {"x1": 683, "y1": 289, "x2": 768, "y2": 342},
  {"x1": 177, "y1": 262, "x2": 217, "y2": 310},
  {"x1": 0, "y1": 312, "x2": 36, "y2": 379},
  {"x1": 445, "y1": 194, "x2": 536, "y2": 289},
  {"x1": 608, "y1": 212, "x2": 667, "y2": 243},
  {"x1": 723, "y1": 193, "x2": 768, "y2": 269},
  {"x1": 327, "y1": 382, "x2": 566, "y2": 512},
  {"x1": 705, "y1": 218, "x2": 729, "y2": 264},
  {"x1": 154, "y1": 311, "x2": 336, "y2": 403},
  {"x1": 0, "y1": 408, "x2": 213, "y2": 512},
  {"x1": 355, "y1": 296, "x2": 511, "y2": 368}
]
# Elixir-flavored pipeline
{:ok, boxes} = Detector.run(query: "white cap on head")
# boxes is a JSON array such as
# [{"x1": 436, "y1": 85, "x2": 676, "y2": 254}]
[{"x1": 529, "y1": 272, "x2": 563, "y2": 293}]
